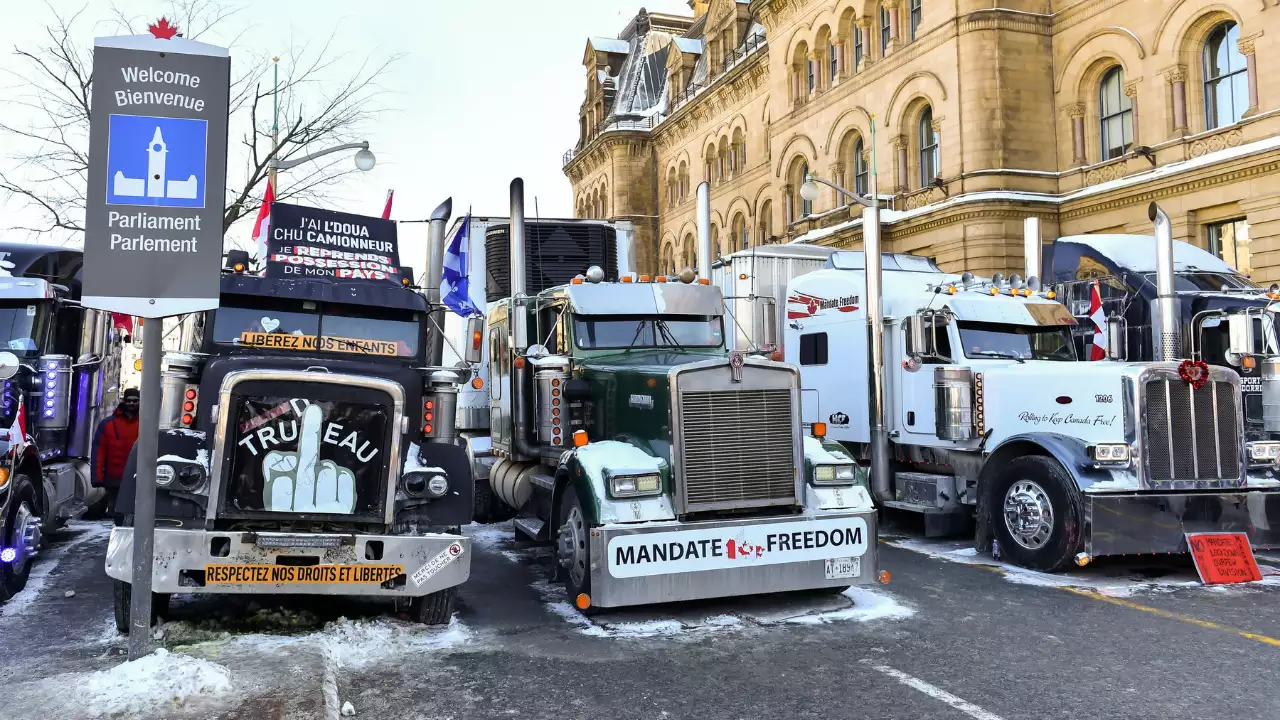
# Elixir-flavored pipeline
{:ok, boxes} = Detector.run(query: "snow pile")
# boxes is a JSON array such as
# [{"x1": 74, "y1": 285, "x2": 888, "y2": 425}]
[
  {"x1": 784, "y1": 588, "x2": 915, "y2": 625},
  {"x1": 316, "y1": 616, "x2": 471, "y2": 671},
  {"x1": 74, "y1": 648, "x2": 232, "y2": 718}
]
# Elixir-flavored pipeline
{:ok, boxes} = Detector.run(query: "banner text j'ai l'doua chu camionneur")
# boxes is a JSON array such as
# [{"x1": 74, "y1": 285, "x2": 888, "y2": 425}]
[{"x1": 266, "y1": 202, "x2": 403, "y2": 284}]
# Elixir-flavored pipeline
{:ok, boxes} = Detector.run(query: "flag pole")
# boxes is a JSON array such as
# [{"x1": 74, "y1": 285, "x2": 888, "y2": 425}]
[{"x1": 268, "y1": 56, "x2": 279, "y2": 192}]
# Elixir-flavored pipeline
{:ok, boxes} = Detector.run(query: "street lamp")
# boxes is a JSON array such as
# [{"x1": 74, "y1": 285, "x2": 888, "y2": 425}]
[{"x1": 270, "y1": 140, "x2": 377, "y2": 174}]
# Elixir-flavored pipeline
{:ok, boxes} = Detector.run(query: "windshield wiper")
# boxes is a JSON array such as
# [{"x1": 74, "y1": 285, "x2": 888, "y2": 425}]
[
  {"x1": 654, "y1": 319, "x2": 688, "y2": 352},
  {"x1": 969, "y1": 350, "x2": 1026, "y2": 364},
  {"x1": 625, "y1": 319, "x2": 651, "y2": 350}
]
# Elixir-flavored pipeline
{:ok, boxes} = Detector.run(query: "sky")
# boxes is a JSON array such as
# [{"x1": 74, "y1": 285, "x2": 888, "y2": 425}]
[{"x1": 0, "y1": 0, "x2": 692, "y2": 263}]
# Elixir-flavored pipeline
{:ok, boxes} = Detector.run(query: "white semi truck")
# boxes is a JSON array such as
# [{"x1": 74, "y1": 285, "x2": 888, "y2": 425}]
[{"x1": 782, "y1": 204, "x2": 1280, "y2": 570}]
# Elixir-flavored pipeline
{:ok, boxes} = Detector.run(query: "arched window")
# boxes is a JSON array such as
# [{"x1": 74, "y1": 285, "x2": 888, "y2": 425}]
[
  {"x1": 709, "y1": 224, "x2": 719, "y2": 259},
  {"x1": 854, "y1": 138, "x2": 869, "y2": 196},
  {"x1": 919, "y1": 108, "x2": 939, "y2": 185},
  {"x1": 733, "y1": 214, "x2": 748, "y2": 251},
  {"x1": 807, "y1": 57, "x2": 816, "y2": 93},
  {"x1": 854, "y1": 24, "x2": 864, "y2": 70},
  {"x1": 733, "y1": 128, "x2": 747, "y2": 170},
  {"x1": 910, "y1": 0, "x2": 922, "y2": 41},
  {"x1": 682, "y1": 234, "x2": 696, "y2": 271},
  {"x1": 759, "y1": 200, "x2": 773, "y2": 245},
  {"x1": 880, "y1": 5, "x2": 891, "y2": 55},
  {"x1": 1099, "y1": 66, "x2": 1132, "y2": 160},
  {"x1": 1204, "y1": 22, "x2": 1248, "y2": 129},
  {"x1": 829, "y1": 42, "x2": 839, "y2": 84}
]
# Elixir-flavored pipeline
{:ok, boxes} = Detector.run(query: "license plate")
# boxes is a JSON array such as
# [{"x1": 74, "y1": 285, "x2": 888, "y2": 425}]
[
  {"x1": 825, "y1": 557, "x2": 860, "y2": 580},
  {"x1": 204, "y1": 564, "x2": 404, "y2": 585}
]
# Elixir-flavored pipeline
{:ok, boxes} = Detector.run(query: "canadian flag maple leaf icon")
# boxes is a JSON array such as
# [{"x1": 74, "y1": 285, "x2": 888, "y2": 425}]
[{"x1": 148, "y1": 17, "x2": 179, "y2": 39}]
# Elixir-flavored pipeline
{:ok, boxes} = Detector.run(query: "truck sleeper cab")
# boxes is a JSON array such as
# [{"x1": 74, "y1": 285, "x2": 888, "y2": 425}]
[
  {"x1": 107, "y1": 264, "x2": 472, "y2": 627},
  {"x1": 787, "y1": 251, "x2": 1280, "y2": 571}
]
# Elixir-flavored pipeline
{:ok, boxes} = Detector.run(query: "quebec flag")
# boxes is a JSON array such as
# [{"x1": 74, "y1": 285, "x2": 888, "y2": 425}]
[{"x1": 441, "y1": 214, "x2": 480, "y2": 317}]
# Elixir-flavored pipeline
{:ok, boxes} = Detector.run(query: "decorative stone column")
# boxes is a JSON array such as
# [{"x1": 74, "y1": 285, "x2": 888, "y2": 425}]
[
  {"x1": 784, "y1": 185, "x2": 795, "y2": 225},
  {"x1": 1238, "y1": 33, "x2": 1262, "y2": 118},
  {"x1": 884, "y1": 0, "x2": 900, "y2": 55},
  {"x1": 891, "y1": 134, "x2": 909, "y2": 192},
  {"x1": 831, "y1": 162, "x2": 847, "y2": 203},
  {"x1": 1066, "y1": 103, "x2": 1087, "y2": 166},
  {"x1": 857, "y1": 18, "x2": 874, "y2": 69},
  {"x1": 1165, "y1": 65, "x2": 1189, "y2": 136},
  {"x1": 1124, "y1": 80, "x2": 1141, "y2": 147}
]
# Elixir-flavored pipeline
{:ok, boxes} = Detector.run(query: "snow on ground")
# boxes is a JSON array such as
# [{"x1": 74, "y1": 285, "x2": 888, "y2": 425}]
[
  {"x1": 315, "y1": 616, "x2": 472, "y2": 670},
  {"x1": 46, "y1": 648, "x2": 232, "y2": 719},
  {"x1": 1, "y1": 520, "x2": 111, "y2": 618},
  {"x1": 890, "y1": 537, "x2": 1280, "y2": 596},
  {"x1": 464, "y1": 521, "x2": 524, "y2": 564},
  {"x1": 783, "y1": 588, "x2": 916, "y2": 625}
]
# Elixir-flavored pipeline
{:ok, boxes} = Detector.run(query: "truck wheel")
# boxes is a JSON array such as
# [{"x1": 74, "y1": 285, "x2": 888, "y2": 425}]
[
  {"x1": 556, "y1": 486, "x2": 592, "y2": 604},
  {"x1": 472, "y1": 479, "x2": 494, "y2": 523},
  {"x1": 0, "y1": 476, "x2": 41, "y2": 602},
  {"x1": 112, "y1": 579, "x2": 171, "y2": 634},
  {"x1": 990, "y1": 456, "x2": 1084, "y2": 572},
  {"x1": 409, "y1": 587, "x2": 457, "y2": 625}
]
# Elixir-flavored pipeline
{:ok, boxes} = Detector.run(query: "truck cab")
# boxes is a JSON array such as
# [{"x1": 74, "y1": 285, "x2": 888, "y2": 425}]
[
  {"x1": 0, "y1": 243, "x2": 125, "y2": 601},
  {"x1": 106, "y1": 257, "x2": 472, "y2": 628}
]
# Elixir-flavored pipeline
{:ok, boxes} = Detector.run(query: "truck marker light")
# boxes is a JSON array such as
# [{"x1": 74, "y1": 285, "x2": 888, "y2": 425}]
[
  {"x1": 770, "y1": 349, "x2": 784, "y2": 361},
  {"x1": 424, "y1": 412, "x2": 434, "y2": 422},
  {"x1": 514, "y1": 357, "x2": 527, "y2": 370},
  {"x1": 878, "y1": 570, "x2": 891, "y2": 584},
  {"x1": 575, "y1": 593, "x2": 591, "y2": 609},
  {"x1": 552, "y1": 407, "x2": 560, "y2": 417},
  {"x1": 1075, "y1": 553, "x2": 1091, "y2": 567},
  {"x1": 233, "y1": 263, "x2": 246, "y2": 273},
  {"x1": 573, "y1": 430, "x2": 589, "y2": 447},
  {"x1": 423, "y1": 424, "x2": 434, "y2": 434},
  {"x1": 621, "y1": 276, "x2": 634, "y2": 283},
  {"x1": 1045, "y1": 290, "x2": 1057, "y2": 299},
  {"x1": 739, "y1": 273, "x2": 748, "y2": 280},
  {"x1": 571, "y1": 278, "x2": 584, "y2": 285},
  {"x1": 471, "y1": 378, "x2": 484, "y2": 390},
  {"x1": 640, "y1": 275, "x2": 651, "y2": 283},
  {"x1": 552, "y1": 379, "x2": 561, "y2": 387},
  {"x1": 656, "y1": 276, "x2": 667, "y2": 283},
  {"x1": 426, "y1": 400, "x2": 435, "y2": 410},
  {"x1": 183, "y1": 401, "x2": 195, "y2": 412},
  {"x1": 647, "y1": 378, "x2": 657, "y2": 388},
  {"x1": 813, "y1": 422, "x2": 827, "y2": 439},
  {"x1": 988, "y1": 287, "x2": 999, "y2": 296},
  {"x1": 472, "y1": 331, "x2": 482, "y2": 349},
  {"x1": 699, "y1": 278, "x2": 710, "y2": 285},
  {"x1": 185, "y1": 389, "x2": 197, "y2": 400},
  {"x1": 181, "y1": 413, "x2": 194, "y2": 425},
  {"x1": 552, "y1": 388, "x2": 561, "y2": 397},
  {"x1": 1243, "y1": 356, "x2": 1257, "y2": 370}
]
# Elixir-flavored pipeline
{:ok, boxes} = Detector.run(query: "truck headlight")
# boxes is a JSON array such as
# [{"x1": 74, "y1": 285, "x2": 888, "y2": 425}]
[
  {"x1": 608, "y1": 473, "x2": 661, "y2": 498},
  {"x1": 1247, "y1": 441, "x2": 1280, "y2": 466},
  {"x1": 156, "y1": 464, "x2": 176, "y2": 487},
  {"x1": 813, "y1": 464, "x2": 858, "y2": 486},
  {"x1": 1089, "y1": 444, "x2": 1131, "y2": 464},
  {"x1": 176, "y1": 464, "x2": 207, "y2": 492},
  {"x1": 427, "y1": 474, "x2": 449, "y2": 498}
]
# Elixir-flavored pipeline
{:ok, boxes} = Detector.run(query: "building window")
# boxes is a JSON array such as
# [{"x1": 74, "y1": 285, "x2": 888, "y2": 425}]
[
  {"x1": 880, "y1": 6, "x2": 891, "y2": 54},
  {"x1": 1204, "y1": 22, "x2": 1248, "y2": 130},
  {"x1": 910, "y1": 0, "x2": 921, "y2": 41},
  {"x1": 807, "y1": 60, "x2": 816, "y2": 93},
  {"x1": 1207, "y1": 218, "x2": 1252, "y2": 274},
  {"x1": 919, "y1": 108, "x2": 939, "y2": 185},
  {"x1": 854, "y1": 25, "x2": 863, "y2": 70},
  {"x1": 759, "y1": 201, "x2": 772, "y2": 244},
  {"x1": 800, "y1": 333, "x2": 829, "y2": 365},
  {"x1": 854, "y1": 139, "x2": 869, "y2": 197},
  {"x1": 830, "y1": 43, "x2": 839, "y2": 84},
  {"x1": 1099, "y1": 66, "x2": 1133, "y2": 160},
  {"x1": 800, "y1": 162, "x2": 813, "y2": 217}
]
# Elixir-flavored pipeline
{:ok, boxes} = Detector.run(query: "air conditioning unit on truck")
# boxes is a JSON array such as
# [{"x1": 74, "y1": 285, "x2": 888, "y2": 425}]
[
  {"x1": 1043, "y1": 206, "x2": 1280, "y2": 467},
  {"x1": 467, "y1": 180, "x2": 879, "y2": 611},
  {"x1": 785, "y1": 215, "x2": 1280, "y2": 571},
  {"x1": 0, "y1": 242, "x2": 125, "y2": 601},
  {"x1": 106, "y1": 202, "x2": 473, "y2": 628},
  {"x1": 441, "y1": 213, "x2": 636, "y2": 522},
  {"x1": 710, "y1": 244, "x2": 835, "y2": 354}
]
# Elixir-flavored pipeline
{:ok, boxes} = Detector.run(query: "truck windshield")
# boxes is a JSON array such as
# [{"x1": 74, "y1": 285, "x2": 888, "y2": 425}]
[
  {"x1": 212, "y1": 303, "x2": 421, "y2": 359},
  {"x1": 958, "y1": 322, "x2": 1077, "y2": 361},
  {"x1": 0, "y1": 302, "x2": 47, "y2": 357},
  {"x1": 1141, "y1": 272, "x2": 1253, "y2": 291},
  {"x1": 573, "y1": 314, "x2": 724, "y2": 350}
]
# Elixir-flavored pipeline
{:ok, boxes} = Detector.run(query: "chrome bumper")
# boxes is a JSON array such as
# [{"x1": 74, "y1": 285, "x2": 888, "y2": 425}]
[
  {"x1": 588, "y1": 511, "x2": 877, "y2": 608},
  {"x1": 105, "y1": 527, "x2": 471, "y2": 596},
  {"x1": 1086, "y1": 489, "x2": 1280, "y2": 556}
]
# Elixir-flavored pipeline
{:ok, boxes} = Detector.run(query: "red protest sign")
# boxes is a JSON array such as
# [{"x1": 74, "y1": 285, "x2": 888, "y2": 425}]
[{"x1": 1186, "y1": 533, "x2": 1263, "y2": 585}]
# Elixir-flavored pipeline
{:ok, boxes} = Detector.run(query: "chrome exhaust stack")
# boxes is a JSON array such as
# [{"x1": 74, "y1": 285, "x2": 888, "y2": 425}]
[
  {"x1": 863, "y1": 205, "x2": 892, "y2": 503},
  {"x1": 1149, "y1": 202, "x2": 1183, "y2": 362},
  {"x1": 1024, "y1": 217, "x2": 1042, "y2": 289},
  {"x1": 425, "y1": 198, "x2": 452, "y2": 367}
]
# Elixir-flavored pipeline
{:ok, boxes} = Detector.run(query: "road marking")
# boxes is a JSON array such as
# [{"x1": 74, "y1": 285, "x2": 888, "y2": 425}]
[
  {"x1": 860, "y1": 660, "x2": 1007, "y2": 720},
  {"x1": 1059, "y1": 587, "x2": 1280, "y2": 648}
]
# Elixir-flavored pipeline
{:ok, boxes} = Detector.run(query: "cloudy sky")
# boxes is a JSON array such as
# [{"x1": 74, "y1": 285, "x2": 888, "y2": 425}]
[{"x1": 0, "y1": 0, "x2": 691, "y2": 259}]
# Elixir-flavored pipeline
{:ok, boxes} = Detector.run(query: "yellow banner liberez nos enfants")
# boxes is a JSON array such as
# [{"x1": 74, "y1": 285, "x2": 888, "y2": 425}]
[
  {"x1": 239, "y1": 332, "x2": 401, "y2": 357},
  {"x1": 205, "y1": 564, "x2": 405, "y2": 585}
]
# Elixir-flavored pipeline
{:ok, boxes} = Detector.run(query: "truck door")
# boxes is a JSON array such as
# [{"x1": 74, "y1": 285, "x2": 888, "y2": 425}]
[{"x1": 899, "y1": 315, "x2": 955, "y2": 441}]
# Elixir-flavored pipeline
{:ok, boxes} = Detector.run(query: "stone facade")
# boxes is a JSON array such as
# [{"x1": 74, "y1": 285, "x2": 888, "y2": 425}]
[{"x1": 564, "y1": 0, "x2": 1280, "y2": 283}]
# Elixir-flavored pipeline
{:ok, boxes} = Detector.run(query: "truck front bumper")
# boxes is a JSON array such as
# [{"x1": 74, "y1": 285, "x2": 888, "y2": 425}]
[
  {"x1": 105, "y1": 527, "x2": 471, "y2": 597},
  {"x1": 1086, "y1": 489, "x2": 1280, "y2": 556},
  {"x1": 587, "y1": 510, "x2": 877, "y2": 609}
]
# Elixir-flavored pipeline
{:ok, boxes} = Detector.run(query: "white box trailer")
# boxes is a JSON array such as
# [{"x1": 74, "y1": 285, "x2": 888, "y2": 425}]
[{"x1": 710, "y1": 244, "x2": 835, "y2": 353}]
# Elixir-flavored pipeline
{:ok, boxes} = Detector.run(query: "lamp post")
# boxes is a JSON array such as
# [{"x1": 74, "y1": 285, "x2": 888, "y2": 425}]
[
  {"x1": 798, "y1": 170, "x2": 892, "y2": 505},
  {"x1": 268, "y1": 141, "x2": 378, "y2": 192}
]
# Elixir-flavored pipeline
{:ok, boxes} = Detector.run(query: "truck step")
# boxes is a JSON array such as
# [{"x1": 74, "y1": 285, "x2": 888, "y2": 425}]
[
  {"x1": 881, "y1": 501, "x2": 972, "y2": 539},
  {"x1": 513, "y1": 517, "x2": 547, "y2": 542}
]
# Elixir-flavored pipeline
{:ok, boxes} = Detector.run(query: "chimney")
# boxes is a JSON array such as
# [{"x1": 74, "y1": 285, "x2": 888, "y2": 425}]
[{"x1": 510, "y1": 179, "x2": 529, "y2": 349}]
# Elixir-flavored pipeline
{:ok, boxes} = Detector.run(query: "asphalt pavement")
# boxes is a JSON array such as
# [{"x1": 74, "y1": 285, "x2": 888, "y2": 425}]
[{"x1": 1, "y1": 518, "x2": 1277, "y2": 720}]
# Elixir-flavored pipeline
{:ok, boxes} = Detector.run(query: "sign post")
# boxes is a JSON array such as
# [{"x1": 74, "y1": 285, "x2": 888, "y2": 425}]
[{"x1": 83, "y1": 21, "x2": 229, "y2": 660}]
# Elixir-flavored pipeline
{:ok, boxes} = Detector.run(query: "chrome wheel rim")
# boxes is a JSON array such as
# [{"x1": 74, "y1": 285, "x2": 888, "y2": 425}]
[
  {"x1": 1003, "y1": 480, "x2": 1054, "y2": 550},
  {"x1": 9, "y1": 502, "x2": 40, "y2": 572},
  {"x1": 558, "y1": 505, "x2": 588, "y2": 588}
]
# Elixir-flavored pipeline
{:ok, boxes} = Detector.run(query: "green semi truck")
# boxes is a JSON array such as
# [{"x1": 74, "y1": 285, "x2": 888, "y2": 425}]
[{"x1": 466, "y1": 180, "x2": 882, "y2": 610}]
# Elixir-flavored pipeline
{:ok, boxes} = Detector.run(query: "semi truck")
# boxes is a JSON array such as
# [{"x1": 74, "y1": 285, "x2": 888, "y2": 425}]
[
  {"x1": 1043, "y1": 208, "x2": 1280, "y2": 450},
  {"x1": 783, "y1": 203, "x2": 1280, "y2": 571},
  {"x1": 106, "y1": 204, "x2": 473, "y2": 629},
  {"x1": 440, "y1": 214, "x2": 636, "y2": 521},
  {"x1": 0, "y1": 242, "x2": 125, "y2": 601},
  {"x1": 466, "y1": 180, "x2": 881, "y2": 611}
]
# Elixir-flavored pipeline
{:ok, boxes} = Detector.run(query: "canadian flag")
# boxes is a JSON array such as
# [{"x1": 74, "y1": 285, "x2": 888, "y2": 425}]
[
  {"x1": 381, "y1": 190, "x2": 394, "y2": 220},
  {"x1": 1089, "y1": 282, "x2": 1108, "y2": 361},
  {"x1": 252, "y1": 179, "x2": 276, "y2": 265},
  {"x1": 8, "y1": 391, "x2": 27, "y2": 452}
]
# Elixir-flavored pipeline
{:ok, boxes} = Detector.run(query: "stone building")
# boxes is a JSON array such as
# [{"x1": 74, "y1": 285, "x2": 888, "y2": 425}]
[{"x1": 563, "y1": 0, "x2": 1280, "y2": 282}]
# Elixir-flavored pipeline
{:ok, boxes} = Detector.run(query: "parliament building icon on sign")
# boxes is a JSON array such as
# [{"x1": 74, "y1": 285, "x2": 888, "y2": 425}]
[{"x1": 106, "y1": 114, "x2": 208, "y2": 209}]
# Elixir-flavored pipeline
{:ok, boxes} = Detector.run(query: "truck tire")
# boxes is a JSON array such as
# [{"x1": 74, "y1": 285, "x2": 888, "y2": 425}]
[
  {"x1": 989, "y1": 455, "x2": 1085, "y2": 572},
  {"x1": 0, "y1": 476, "x2": 39, "y2": 602},
  {"x1": 556, "y1": 485, "x2": 593, "y2": 606},
  {"x1": 112, "y1": 579, "x2": 171, "y2": 634},
  {"x1": 409, "y1": 587, "x2": 458, "y2": 625}
]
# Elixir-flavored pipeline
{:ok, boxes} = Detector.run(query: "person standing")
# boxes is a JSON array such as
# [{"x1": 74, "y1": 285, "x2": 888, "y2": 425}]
[{"x1": 90, "y1": 389, "x2": 140, "y2": 516}]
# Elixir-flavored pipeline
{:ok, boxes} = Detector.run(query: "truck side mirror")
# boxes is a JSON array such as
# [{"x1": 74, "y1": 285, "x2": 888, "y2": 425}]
[
  {"x1": 0, "y1": 352, "x2": 19, "y2": 380},
  {"x1": 1106, "y1": 315, "x2": 1127, "y2": 361},
  {"x1": 756, "y1": 296, "x2": 778, "y2": 350},
  {"x1": 908, "y1": 313, "x2": 936, "y2": 357},
  {"x1": 464, "y1": 317, "x2": 485, "y2": 365},
  {"x1": 1227, "y1": 313, "x2": 1256, "y2": 364}
]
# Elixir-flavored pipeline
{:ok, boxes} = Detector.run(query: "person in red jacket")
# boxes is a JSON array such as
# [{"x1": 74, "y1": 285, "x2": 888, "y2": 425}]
[{"x1": 92, "y1": 388, "x2": 140, "y2": 494}]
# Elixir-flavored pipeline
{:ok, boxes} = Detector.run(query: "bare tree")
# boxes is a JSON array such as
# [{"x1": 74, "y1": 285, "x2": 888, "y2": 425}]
[{"x1": 0, "y1": 0, "x2": 399, "y2": 245}]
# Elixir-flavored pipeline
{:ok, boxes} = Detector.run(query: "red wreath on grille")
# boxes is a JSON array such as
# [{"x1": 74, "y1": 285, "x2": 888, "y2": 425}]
[{"x1": 1178, "y1": 359, "x2": 1210, "y2": 389}]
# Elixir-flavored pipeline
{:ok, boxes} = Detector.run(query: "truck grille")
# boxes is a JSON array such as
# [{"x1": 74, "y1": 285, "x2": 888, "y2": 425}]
[
  {"x1": 678, "y1": 389, "x2": 797, "y2": 512},
  {"x1": 1144, "y1": 378, "x2": 1240, "y2": 482}
]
